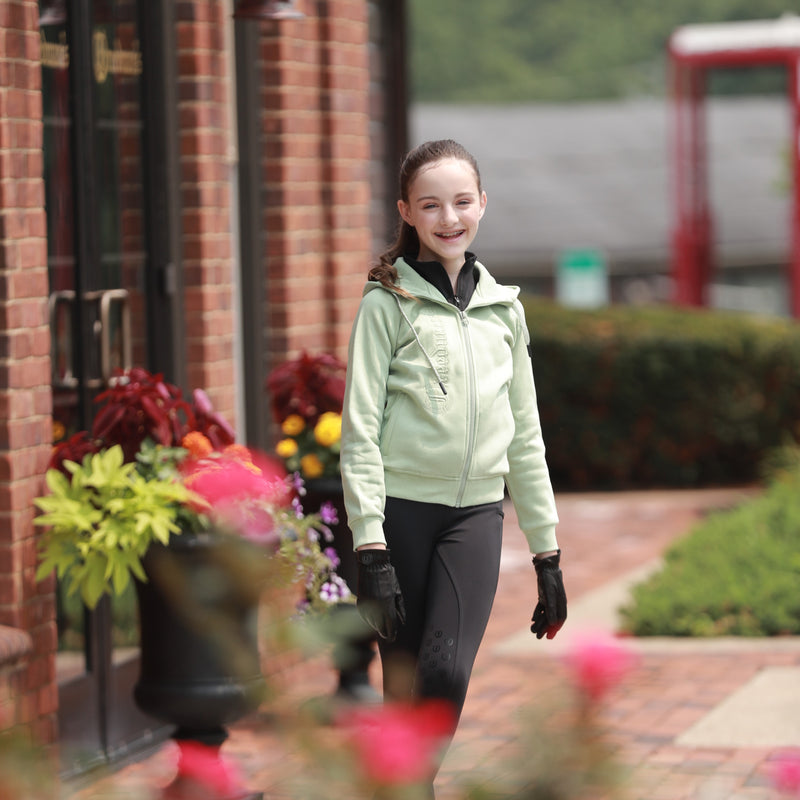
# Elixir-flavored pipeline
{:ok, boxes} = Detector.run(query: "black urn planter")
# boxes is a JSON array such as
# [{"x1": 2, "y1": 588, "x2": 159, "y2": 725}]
[
  {"x1": 135, "y1": 532, "x2": 267, "y2": 799},
  {"x1": 302, "y1": 477, "x2": 378, "y2": 702}
]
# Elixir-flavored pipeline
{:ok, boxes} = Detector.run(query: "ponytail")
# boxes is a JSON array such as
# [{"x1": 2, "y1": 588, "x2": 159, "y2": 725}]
[{"x1": 368, "y1": 219, "x2": 419, "y2": 296}]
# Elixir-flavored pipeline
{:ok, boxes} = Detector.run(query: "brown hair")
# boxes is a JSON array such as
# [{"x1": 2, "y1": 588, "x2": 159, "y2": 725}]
[{"x1": 368, "y1": 139, "x2": 483, "y2": 293}]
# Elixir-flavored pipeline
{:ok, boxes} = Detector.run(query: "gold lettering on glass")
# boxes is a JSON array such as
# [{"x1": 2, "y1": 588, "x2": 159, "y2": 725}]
[
  {"x1": 92, "y1": 30, "x2": 143, "y2": 83},
  {"x1": 40, "y1": 31, "x2": 70, "y2": 70}
]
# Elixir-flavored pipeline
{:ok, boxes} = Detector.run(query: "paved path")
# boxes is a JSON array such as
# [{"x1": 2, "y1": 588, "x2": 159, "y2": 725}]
[{"x1": 71, "y1": 487, "x2": 800, "y2": 800}]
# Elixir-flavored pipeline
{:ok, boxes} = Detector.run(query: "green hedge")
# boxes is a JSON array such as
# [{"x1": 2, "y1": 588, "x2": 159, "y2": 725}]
[
  {"x1": 521, "y1": 299, "x2": 800, "y2": 489},
  {"x1": 618, "y1": 469, "x2": 800, "y2": 636}
]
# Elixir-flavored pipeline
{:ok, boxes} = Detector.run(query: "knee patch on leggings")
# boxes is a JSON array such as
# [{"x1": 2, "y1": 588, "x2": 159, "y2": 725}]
[{"x1": 418, "y1": 627, "x2": 465, "y2": 706}]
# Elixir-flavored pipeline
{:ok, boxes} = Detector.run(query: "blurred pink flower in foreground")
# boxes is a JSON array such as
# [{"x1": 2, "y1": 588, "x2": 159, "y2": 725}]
[
  {"x1": 770, "y1": 750, "x2": 800, "y2": 796},
  {"x1": 564, "y1": 631, "x2": 638, "y2": 702},
  {"x1": 182, "y1": 446, "x2": 289, "y2": 544},
  {"x1": 339, "y1": 700, "x2": 456, "y2": 785},
  {"x1": 172, "y1": 740, "x2": 243, "y2": 797}
]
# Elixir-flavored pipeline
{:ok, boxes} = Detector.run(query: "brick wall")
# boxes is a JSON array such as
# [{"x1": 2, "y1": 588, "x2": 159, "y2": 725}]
[
  {"x1": 260, "y1": 0, "x2": 371, "y2": 367},
  {"x1": 176, "y1": 0, "x2": 238, "y2": 426},
  {"x1": 0, "y1": 0, "x2": 57, "y2": 743}
]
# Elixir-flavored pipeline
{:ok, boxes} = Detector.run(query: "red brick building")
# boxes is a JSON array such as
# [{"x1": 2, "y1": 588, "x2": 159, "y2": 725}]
[{"x1": 0, "y1": 0, "x2": 407, "y2": 772}]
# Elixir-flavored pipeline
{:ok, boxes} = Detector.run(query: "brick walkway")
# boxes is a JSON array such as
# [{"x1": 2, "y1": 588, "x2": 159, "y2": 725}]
[{"x1": 71, "y1": 487, "x2": 800, "y2": 800}]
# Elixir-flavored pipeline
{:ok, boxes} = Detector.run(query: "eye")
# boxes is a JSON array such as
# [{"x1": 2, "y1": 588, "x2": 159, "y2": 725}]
[{"x1": 422, "y1": 203, "x2": 438, "y2": 210}]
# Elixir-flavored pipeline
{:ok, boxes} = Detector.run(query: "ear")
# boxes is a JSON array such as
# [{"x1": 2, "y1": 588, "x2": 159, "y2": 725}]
[
  {"x1": 478, "y1": 190, "x2": 487, "y2": 220},
  {"x1": 397, "y1": 199, "x2": 414, "y2": 226}
]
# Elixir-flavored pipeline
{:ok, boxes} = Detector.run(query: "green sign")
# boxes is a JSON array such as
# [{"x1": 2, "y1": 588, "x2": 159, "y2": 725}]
[{"x1": 556, "y1": 248, "x2": 609, "y2": 308}]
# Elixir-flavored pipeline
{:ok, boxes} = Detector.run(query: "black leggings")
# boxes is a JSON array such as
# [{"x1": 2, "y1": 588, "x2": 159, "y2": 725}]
[{"x1": 378, "y1": 496, "x2": 505, "y2": 720}]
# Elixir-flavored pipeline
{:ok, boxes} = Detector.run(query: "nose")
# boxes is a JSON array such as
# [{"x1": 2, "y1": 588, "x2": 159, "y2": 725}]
[{"x1": 440, "y1": 204, "x2": 458, "y2": 226}]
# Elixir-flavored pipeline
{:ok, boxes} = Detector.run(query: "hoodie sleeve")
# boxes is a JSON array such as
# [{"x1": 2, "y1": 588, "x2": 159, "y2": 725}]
[
  {"x1": 340, "y1": 288, "x2": 398, "y2": 549},
  {"x1": 504, "y1": 301, "x2": 560, "y2": 554}
]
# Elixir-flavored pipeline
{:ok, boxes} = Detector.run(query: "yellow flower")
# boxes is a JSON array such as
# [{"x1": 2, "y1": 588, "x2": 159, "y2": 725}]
[
  {"x1": 314, "y1": 412, "x2": 342, "y2": 448},
  {"x1": 52, "y1": 421, "x2": 66, "y2": 442},
  {"x1": 281, "y1": 414, "x2": 306, "y2": 436},
  {"x1": 276, "y1": 438, "x2": 299, "y2": 458},
  {"x1": 300, "y1": 453, "x2": 324, "y2": 479}
]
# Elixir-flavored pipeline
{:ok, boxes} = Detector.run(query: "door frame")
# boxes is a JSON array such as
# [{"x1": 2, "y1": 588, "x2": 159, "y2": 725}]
[{"x1": 51, "y1": 0, "x2": 182, "y2": 772}]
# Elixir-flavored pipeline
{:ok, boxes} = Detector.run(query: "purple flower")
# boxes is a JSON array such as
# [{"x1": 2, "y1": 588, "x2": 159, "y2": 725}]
[
  {"x1": 319, "y1": 501, "x2": 339, "y2": 526},
  {"x1": 324, "y1": 547, "x2": 341, "y2": 569},
  {"x1": 315, "y1": 524, "x2": 334, "y2": 543},
  {"x1": 318, "y1": 576, "x2": 352, "y2": 603}
]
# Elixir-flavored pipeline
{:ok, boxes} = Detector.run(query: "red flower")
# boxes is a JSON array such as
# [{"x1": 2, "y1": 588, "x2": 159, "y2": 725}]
[
  {"x1": 338, "y1": 700, "x2": 456, "y2": 786},
  {"x1": 564, "y1": 631, "x2": 637, "y2": 703},
  {"x1": 265, "y1": 351, "x2": 346, "y2": 426}
]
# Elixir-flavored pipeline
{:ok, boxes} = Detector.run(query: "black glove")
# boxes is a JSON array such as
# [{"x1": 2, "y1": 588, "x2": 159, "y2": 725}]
[
  {"x1": 356, "y1": 549, "x2": 406, "y2": 642},
  {"x1": 531, "y1": 549, "x2": 567, "y2": 640}
]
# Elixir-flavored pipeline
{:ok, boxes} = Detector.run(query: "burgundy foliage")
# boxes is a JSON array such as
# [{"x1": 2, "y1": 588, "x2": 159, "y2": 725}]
[
  {"x1": 91, "y1": 367, "x2": 195, "y2": 463},
  {"x1": 49, "y1": 367, "x2": 236, "y2": 471},
  {"x1": 265, "y1": 351, "x2": 346, "y2": 425}
]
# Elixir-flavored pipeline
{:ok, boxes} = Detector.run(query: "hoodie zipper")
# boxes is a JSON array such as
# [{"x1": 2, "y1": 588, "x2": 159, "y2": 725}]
[
  {"x1": 456, "y1": 308, "x2": 477, "y2": 506},
  {"x1": 392, "y1": 291, "x2": 480, "y2": 505}
]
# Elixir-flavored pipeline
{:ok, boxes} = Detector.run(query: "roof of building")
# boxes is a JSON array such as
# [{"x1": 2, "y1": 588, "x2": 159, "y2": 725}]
[
  {"x1": 411, "y1": 98, "x2": 790, "y2": 279},
  {"x1": 670, "y1": 13, "x2": 800, "y2": 59}
]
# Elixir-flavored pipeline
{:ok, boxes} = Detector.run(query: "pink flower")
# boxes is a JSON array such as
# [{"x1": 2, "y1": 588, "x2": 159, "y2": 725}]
[
  {"x1": 184, "y1": 450, "x2": 286, "y2": 506},
  {"x1": 173, "y1": 740, "x2": 243, "y2": 796},
  {"x1": 770, "y1": 751, "x2": 800, "y2": 795},
  {"x1": 564, "y1": 631, "x2": 637, "y2": 702},
  {"x1": 338, "y1": 700, "x2": 456, "y2": 785},
  {"x1": 182, "y1": 449, "x2": 289, "y2": 542}
]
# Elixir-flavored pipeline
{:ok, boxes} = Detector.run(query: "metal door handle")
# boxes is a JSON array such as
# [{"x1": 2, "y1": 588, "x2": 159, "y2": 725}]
[
  {"x1": 48, "y1": 290, "x2": 78, "y2": 389},
  {"x1": 84, "y1": 289, "x2": 132, "y2": 386},
  {"x1": 99, "y1": 289, "x2": 131, "y2": 383}
]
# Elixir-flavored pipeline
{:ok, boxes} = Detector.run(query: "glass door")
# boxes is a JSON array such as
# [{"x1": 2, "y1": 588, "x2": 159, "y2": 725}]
[{"x1": 40, "y1": 0, "x2": 173, "y2": 772}]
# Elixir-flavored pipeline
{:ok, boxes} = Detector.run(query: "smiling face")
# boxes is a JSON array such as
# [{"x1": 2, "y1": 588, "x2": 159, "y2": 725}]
[{"x1": 398, "y1": 157, "x2": 487, "y2": 277}]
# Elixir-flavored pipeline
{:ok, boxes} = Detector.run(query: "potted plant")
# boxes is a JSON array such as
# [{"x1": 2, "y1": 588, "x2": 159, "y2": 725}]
[
  {"x1": 34, "y1": 367, "x2": 351, "y2": 796},
  {"x1": 266, "y1": 352, "x2": 378, "y2": 704},
  {"x1": 266, "y1": 350, "x2": 346, "y2": 482}
]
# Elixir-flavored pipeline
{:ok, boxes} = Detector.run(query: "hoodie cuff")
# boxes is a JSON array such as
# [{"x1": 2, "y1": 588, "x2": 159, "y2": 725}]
[
  {"x1": 351, "y1": 518, "x2": 388, "y2": 551},
  {"x1": 523, "y1": 524, "x2": 558, "y2": 556}
]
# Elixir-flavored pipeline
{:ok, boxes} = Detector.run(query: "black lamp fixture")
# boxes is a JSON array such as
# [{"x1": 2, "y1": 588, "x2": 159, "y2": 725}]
[
  {"x1": 233, "y1": 0, "x2": 304, "y2": 20},
  {"x1": 38, "y1": 0, "x2": 67, "y2": 26}
]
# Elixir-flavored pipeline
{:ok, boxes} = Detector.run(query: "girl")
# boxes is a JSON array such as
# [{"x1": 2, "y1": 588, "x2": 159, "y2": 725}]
[{"x1": 340, "y1": 139, "x2": 567, "y2": 791}]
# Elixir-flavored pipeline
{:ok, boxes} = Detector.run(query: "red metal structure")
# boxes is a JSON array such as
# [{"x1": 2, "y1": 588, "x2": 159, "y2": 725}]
[{"x1": 668, "y1": 14, "x2": 800, "y2": 316}]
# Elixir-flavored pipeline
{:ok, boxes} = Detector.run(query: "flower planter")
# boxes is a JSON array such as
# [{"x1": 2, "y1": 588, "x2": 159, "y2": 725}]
[{"x1": 135, "y1": 531, "x2": 267, "y2": 799}]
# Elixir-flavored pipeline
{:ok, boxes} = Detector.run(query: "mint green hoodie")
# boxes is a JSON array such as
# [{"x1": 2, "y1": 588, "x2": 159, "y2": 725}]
[{"x1": 340, "y1": 257, "x2": 559, "y2": 553}]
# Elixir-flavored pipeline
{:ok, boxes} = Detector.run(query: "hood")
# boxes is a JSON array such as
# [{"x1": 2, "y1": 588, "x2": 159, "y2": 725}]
[
  {"x1": 363, "y1": 257, "x2": 523, "y2": 397},
  {"x1": 363, "y1": 257, "x2": 521, "y2": 308}
]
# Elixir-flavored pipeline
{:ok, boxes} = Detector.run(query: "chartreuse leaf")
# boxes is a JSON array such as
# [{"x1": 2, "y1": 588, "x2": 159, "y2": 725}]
[{"x1": 33, "y1": 444, "x2": 188, "y2": 609}]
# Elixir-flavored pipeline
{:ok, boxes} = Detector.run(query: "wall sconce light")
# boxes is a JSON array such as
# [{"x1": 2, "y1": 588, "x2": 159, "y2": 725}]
[
  {"x1": 39, "y1": 0, "x2": 67, "y2": 26},
  {"x1": 233, "y1": 0, "x2": 304, "y2": 20}
]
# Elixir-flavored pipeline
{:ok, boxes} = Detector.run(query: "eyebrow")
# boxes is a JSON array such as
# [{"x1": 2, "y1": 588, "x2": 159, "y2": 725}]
[{"x1": 415, "y1": 191, "x2": 476, "y2": 202}]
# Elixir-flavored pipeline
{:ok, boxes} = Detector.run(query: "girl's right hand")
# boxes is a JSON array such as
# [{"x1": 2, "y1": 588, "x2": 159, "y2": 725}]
[{"x1": 355, "y1": 549, "x2": 406, "y2": 641}]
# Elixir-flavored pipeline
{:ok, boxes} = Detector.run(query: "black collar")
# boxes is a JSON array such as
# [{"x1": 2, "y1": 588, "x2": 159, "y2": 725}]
[{"x1": 404, "y1": 252, "x2": 479, "y2": 310}]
